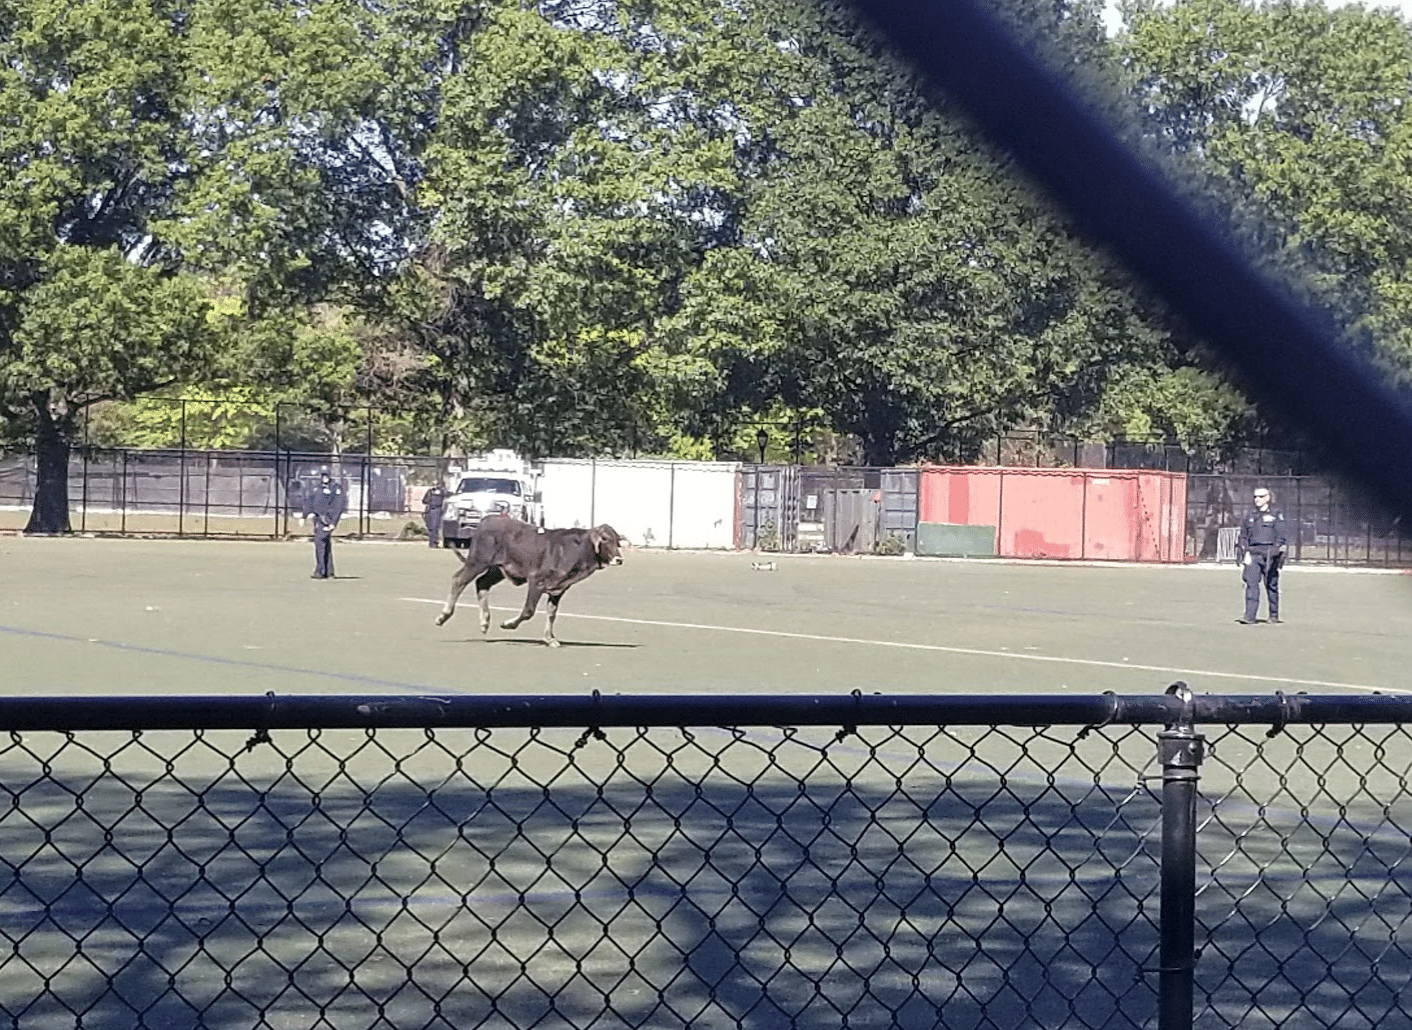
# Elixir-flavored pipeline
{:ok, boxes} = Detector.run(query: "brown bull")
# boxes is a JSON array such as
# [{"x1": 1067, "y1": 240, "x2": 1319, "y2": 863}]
[{"x1": 435, "y1": 516, "x2": 624, "y2": 646}]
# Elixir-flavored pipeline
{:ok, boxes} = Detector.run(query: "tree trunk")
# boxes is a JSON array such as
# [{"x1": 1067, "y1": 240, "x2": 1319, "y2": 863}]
[
  {"x1": 861, "y1": 429, "x2": 897, "y2": 468},
  {"x1": 24, "y1": 390, "x2": 74, "y2": 535}
]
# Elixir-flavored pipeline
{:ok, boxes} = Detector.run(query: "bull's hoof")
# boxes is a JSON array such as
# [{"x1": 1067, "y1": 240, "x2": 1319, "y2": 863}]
[
  {"x1": 499, "y1": 619, "x2": 521, "y2": 631},
  {"x1": 435, "y1": 612, "x2": 452, "y2": 626},
  {"x1": 545, "y1": 638, "x2": 561, "y2": 648}
]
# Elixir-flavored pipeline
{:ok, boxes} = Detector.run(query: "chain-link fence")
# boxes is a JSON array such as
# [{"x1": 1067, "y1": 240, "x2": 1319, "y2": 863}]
[
  {"x1": 5, "y1": 445, "x2": 1412, "y2": 565},
  {"x1": 1186, "y1": 474, "x2": 1412, "y2": 565},
  {"x1": 0, "y1": 691, "x2": 1408, "y2": 1030},
  {"x1": 0, "y1": 449, "x2": 444, "y2": 541}
]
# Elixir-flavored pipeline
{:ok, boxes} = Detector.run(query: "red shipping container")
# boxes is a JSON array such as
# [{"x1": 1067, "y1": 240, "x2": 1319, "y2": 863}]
[{"x1": 919, "y1": 467, "x2": 1188, "y2": 562}]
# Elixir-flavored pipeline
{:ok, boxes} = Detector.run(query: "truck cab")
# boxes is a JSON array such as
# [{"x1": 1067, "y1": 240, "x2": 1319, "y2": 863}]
[{"x1": 439, "y1": 450, "x2": 544, "y2": 547}]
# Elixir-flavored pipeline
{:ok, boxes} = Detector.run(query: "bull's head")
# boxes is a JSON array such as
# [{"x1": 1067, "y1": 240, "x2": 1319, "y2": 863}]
[{"x1": 590, "y1": 525, "x2": 624, "y2": 566}]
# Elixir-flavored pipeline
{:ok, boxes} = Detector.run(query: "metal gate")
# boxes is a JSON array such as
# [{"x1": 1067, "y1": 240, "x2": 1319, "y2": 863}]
[{"x1": 823, "y1": 488, "x2": 879, "y2": 553}]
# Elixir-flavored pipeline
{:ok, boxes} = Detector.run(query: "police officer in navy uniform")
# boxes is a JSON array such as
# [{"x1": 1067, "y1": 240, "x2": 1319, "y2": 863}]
[
  {"x1": 308, "y1": 467, "x2": 345, "y2": 579},
  {"x1": 421, "y1": 484, "x2": 447, "y2": 548},
  {"x1": 1235, "y1": 486, "x2": 1287, "y2": 624}
]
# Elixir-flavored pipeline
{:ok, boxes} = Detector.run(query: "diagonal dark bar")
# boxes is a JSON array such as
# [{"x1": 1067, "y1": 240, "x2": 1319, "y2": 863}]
[{"x1": 847, "y1": 0, "x2": 1412, "y2": 521}]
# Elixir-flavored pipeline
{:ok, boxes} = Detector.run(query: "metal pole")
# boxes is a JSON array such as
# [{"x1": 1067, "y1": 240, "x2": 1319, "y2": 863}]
[
  {"x1": 1079, "y1": 471, "x2": 1089, "y2": 560},
  {"x1": 1294, "y1": 477, "x2": 1303, "y2": 562},
  {"x1": 1327, "y1": 485, "x2": 1337, "y2": 563},
  {"x1": 1157, "y1": 681, "x2": 1204, "y2": 1030},
  {"x1": 668, "y1": 463, "x2": 675, "y2": 550},
  {"x1": 364, "y1": 406, "x2": 373, "y2": 537},
  {"x1": 80, "y1": 397, "x2": 89, "y2": 534},
  {"x1": 996, "y1": 468, "x2": 1006, "y2": 557},
  {"x1": 178, "y1": 400, "x2": 187, "y2": 537},
  {"x1": 274, "y1": 405, "x2": 282, "y2": 539}
]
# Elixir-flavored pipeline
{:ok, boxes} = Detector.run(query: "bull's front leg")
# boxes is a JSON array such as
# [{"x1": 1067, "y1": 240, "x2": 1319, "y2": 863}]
[
  {"x1": 542, "y1": 593, "x2": 565, "y2": 647},
  {"x1": 500, "y1": 579, "x2": 543, "y2": 632},
  {"x1": 477, "y1": 588, "x2": 492, "y2": 635},
  {"x1": 436, "y1": 562, "x2": 486, "y2": 626}
]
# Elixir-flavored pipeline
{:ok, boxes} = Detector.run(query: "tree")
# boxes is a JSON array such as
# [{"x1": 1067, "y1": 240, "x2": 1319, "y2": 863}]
[
  {"x1": 0, "y1": 0, "x2": 426, "y2": 530},
  {"x1": 1119, "y1": 0, "x2": 1412, "y2": 387},
  {"x1": 374, "y1": 0, "x2": 741, "y2": 459},
  {"x1": 653, "y1": 0, "x2": 1179, "y2": 464}
]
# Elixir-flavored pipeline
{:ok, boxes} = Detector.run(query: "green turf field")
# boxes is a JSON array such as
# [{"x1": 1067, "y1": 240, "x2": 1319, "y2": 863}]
[
  {"x1": 2, "y1": 533, "x2": 1410, "y2": 698},
  {"x1": 2, "y1": 535, "x2": 1408, "y2": 1030}
]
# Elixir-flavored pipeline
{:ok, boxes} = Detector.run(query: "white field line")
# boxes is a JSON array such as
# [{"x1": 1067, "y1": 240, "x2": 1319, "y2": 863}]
[{"x1": 400, "y1": 597, "x2": 1410, "y2": 695}]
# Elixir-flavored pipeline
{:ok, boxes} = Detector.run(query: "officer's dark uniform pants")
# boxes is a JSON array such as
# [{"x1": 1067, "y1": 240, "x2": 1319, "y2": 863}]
[
  {"x1": 424, "y1": 513, "x2": 441, "y2": 548},
  {"x1": 313, "y1": 522, "x2": 335, "y2": 578},
  {"x1": 1242, "y1": 546, "x2": 1279, "y2": 621}
]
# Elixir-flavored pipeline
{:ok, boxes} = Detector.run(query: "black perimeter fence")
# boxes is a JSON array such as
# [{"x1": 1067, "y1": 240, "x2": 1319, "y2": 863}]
[
  {"x1": 3, "y1": 445, "x2": 1410, "y2": 566},
  {"x1": 2, "y1": 689, "x2": 1410, "y2": 1030}
]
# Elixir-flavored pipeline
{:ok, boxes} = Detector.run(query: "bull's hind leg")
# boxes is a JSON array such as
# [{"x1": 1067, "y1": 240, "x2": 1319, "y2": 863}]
[
  {"x1": 475, "y1": 568, "x2": 504, "y2": 635},
  {"x1": 542, "y1": 592, "x2": 566, "y2": 647},
  {"x1": 437, "y1": 561, "x2": 490, "y2": 626}
]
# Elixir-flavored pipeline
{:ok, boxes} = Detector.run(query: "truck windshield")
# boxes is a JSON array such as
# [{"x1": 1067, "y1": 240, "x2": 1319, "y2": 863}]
[{"x1": 456, "y1": 477, "x2": 522, "y2": 496}]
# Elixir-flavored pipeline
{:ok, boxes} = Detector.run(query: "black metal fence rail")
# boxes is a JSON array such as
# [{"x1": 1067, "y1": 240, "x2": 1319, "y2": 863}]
[{"x1": 1, "y1": 690, "x2": 1409, "y2": 1030}]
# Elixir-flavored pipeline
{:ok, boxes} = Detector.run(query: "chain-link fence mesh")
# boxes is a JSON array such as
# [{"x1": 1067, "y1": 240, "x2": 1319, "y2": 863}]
[
  {"x1": 1, "y1": 696, "x2": 1409, "y2": 1029},
  {"x1": 5, "y1": 443, "x2": 1411, "y2": 565},
  {"x1": 1190, "y1": 723, "x2": 1412, "y2": 1029}
]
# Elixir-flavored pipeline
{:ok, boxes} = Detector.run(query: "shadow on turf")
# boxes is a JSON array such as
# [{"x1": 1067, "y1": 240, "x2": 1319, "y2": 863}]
[
  {"x1": 4, "y1": 730, "x2": 1388, "y2": 1030},
  {"x1": 471, "y1": 638, "x2": 639, "y2": 648}
]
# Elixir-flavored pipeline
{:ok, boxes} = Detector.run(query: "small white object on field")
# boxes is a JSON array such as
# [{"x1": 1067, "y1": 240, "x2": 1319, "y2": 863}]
[{"x1": 751, "y1": 561, "x2": 777, "y2": 572}]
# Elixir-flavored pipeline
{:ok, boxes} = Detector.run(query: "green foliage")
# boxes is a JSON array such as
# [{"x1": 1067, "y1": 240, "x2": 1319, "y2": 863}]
[
  {"x1": 1094, "y1": 363, "x2": 1259, "y2": 449},
  {"x1": 2, "y1": 248, "x2": 213, "y2": 403},
  {"x1": 15, "y1": 0, "x2": 1412, "y2": 480},
  {"x1": 383, "y1": 0, "x2": 1186, "y2": 465},
  {"x1": 0, "y1": 0, "x2": 428, "y2": 524},
  {"x1": 757, "y1": 518, "x2": 780, "y2": 552},
  {"x1": 85, "y1": 387, "x2": 267, "y2": 450},
  {"x1": 874, "y1": 533, "x2": 908, "y2": 556},
  {"x1": 1118, "y1": 0, "x2": 1412, "y2": 387},
  {"x1": 654, "y1": 0, "x2": 1178, "y2": 464}
]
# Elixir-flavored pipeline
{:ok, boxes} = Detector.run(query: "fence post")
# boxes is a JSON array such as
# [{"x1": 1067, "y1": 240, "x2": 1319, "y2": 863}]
[
  {"x1": 179, "y1": 400, "x2": 187, "y2": 537},
  {"x1": 276, "y1": 448, "x2": 285, "y2": 540},
  {"x1": 1157, "y1": 681, "x2": 1205, "y2": 1030},
  {"x1": 80, "y1": 399, "x2": 89, "y2": 534},
  {"x1": 364, "y1": 410, "x2": 373, "y2": 537}
]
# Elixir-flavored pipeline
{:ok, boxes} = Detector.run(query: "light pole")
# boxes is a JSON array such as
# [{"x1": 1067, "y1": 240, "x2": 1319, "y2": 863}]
[{"x1": 756, "y1": 427, "x2": 769, "y2": 464}]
